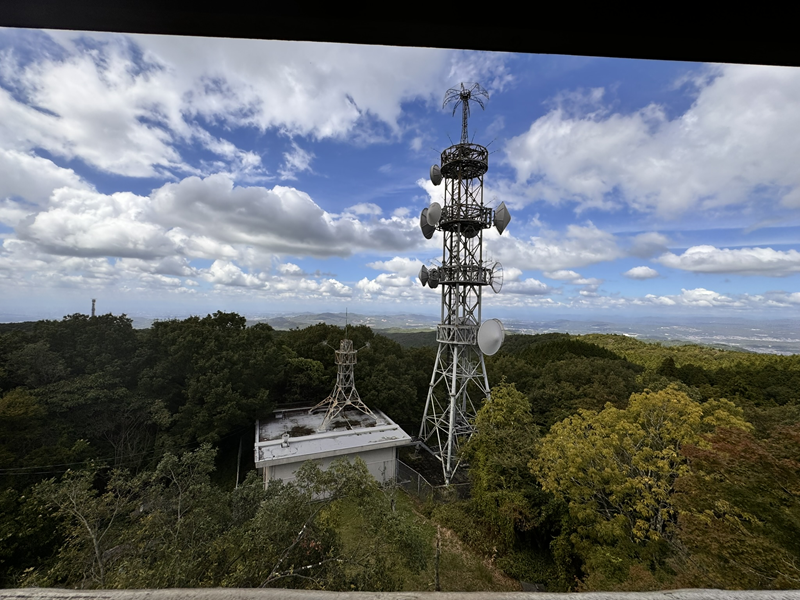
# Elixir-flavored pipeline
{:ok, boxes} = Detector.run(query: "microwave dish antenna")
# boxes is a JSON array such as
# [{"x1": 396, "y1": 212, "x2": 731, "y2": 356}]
[
  {"x1": 490, "y1": 262, "x2": 504, "y2": 293},
  {"x1": 430, "y1": 164, "x2": 443, "y2": 186}
]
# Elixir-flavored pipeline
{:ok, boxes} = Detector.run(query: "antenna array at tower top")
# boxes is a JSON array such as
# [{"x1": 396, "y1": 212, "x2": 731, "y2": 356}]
[{"x1": 443, "y1": 82, "x2": 489, "y2": 145}]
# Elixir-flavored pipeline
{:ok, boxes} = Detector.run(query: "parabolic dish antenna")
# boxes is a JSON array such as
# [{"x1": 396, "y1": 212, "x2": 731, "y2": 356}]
[
  {"x1": 426, "y1": 202, "x2": 442, "y2": 227},
  {"x1": 419, "y1": 265, "x2": 429, "y2": 286},
  {"x1": 490, "y1": 261, "x2": 503, "y2": 293},
  {"x1": 428, "y1": 267, "x2": 440, "y2": 289},
  {"x1": 477, "y1": 318, "x2": 505, "y2": 356},
  {"x1": 494, "y1": 201, "x2": 511, "y2": 235},
  {"x1": 420, "y1": 208, "x2": 435, "y2": 239},
  {"x1": 430, "y1": 164, "x2": 442, "y2": 186}
]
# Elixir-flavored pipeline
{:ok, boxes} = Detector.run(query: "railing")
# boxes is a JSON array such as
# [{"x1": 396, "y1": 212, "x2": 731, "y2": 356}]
[
  {"x1": 440, "y1": 143, "x2": 489, "y2": 180},
  {"x1": 396, "y1": 459, "x2": 470, "y2": 503},
  {"x1": 436, "y1": 324, "x2": 478, "y2": 345}
]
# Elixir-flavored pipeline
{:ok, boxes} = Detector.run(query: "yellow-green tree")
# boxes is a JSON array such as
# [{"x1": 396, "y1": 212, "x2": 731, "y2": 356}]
[{"x1": 531, "y1": 385, "x2": 751, "y2": 589}]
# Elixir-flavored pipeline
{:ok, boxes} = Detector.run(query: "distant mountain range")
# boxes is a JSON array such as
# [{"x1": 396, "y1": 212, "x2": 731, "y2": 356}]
[
  {"x1": 249, "y1": 312, "x2": 800, "y2": 356},
  {"x1": 2, "y1": 310, "x2": 798, "y2": 355}
]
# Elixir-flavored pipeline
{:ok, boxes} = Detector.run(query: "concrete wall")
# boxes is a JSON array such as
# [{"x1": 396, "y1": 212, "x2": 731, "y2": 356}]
[
  {"x1": 4, "y1": 587, "x2": 800, "y2": 599},
  {"x1": 262, "y1": 447, "x2": 397, "y2": 488}
]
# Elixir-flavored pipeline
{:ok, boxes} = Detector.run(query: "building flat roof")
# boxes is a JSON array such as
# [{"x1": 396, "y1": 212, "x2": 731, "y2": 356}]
[{"x1": 255, "y1": 406, "x2": 413, "y2": 468}]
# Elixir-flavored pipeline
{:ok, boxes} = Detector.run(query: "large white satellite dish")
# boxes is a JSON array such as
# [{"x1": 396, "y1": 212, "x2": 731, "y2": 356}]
[
  {"x1": 430, "y1": 164, "x2": 442, "y2": 186},
  {"x1": 477, "y1": 318, "x2": 505, "y2": 356},
  {"x1": 426, "y1": 202, "x2": 442, "y2": 227}
]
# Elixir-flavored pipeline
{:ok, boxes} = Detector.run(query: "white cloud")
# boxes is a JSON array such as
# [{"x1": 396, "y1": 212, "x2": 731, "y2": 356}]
[
  {"x1": 505, "y1": 64, "x2": 800, "y2": 217},
  {"x1": 0, "y1": 31, "x2": 514, "y2": 181},
  {"x1": 277, "y1": 262, "x2": 306, "y2": 276},
  {"x1": 503, "y1": 278, "x2": 552, "y2": 296},
  {"x1": 624, "y1": 266, "x2": 659, "y2": 279},
  {"x1": 356, "y1": 272, "x2": 430, "y2": 303},
  {"x1": 345, "y1": 203, "x2": 383, "y2": 217},
  {"x1": 641, "y1": 294, "x2": 676, "y2": 306},
  {"x1": 16, "y1": 187, "x2": 175, "y2": 259},
  {"x1": 279, "y1": 141, "x2": 314, "y2": 180},
  {"x1": 628, "y1": 232, "x2": 670, "y2": 258},
  {"x1": 543, "y1": 269, "x2": 580, "y2": 281},
  {"x1": 204, "y1": 260, "x2": 265, "y2": 288},
  {"x1": 447, "y1": 52, "x2": 515, "y2": 96},
  {"x1": 677, "y1": 288, "x2": 743, "y2": 308},
  {"x1": 0, "y1": 46, "x2": 187, "y2": 177},
  {"x1": 657, "y1": 245, "x2": 800, "y2": 276},
  {"x1": 392, "y1": 207, "x2": 411, "y2": 218},
  {"x1": 149, "y1": 174, "x2": 421, "y2": 258},
  {"x1": 0, "y1": 149, "x2": 89, "y2": 214},
  {"x1": 487, "y1": 222, "x2": 623, "y2": 271},
  {"x1": 366, "y1": 256, "x2": 424, "y2": 278},
  {"x1": 9, "y1": 173, "x2": 426, "y2": 281},
  {"x1": 136, "y1": 34, "x2": 461, "y2": 140}
]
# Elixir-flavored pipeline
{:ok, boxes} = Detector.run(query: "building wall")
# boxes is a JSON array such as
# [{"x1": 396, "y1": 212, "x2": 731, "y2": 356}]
[{"x1": 261, "y1": 446, "x2": 398, "y2": 488}]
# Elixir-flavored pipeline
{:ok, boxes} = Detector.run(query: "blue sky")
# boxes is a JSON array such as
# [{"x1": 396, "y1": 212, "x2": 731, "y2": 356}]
[{"x1": 1, "y1": 27, "x2": 800, "y2": 321}]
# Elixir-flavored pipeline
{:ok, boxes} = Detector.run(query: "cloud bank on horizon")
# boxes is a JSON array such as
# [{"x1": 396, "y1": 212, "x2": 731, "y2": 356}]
[{"x1": 1, "y1": 28, "x2": 800, "y2": 320}]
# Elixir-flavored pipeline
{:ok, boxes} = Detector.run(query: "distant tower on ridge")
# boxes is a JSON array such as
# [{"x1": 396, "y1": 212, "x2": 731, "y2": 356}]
[{"x1": 91, "y1": 299, "x2": 96, "y2": 317}]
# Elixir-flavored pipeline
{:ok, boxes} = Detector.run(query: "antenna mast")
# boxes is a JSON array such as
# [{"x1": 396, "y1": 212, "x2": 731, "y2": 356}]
[
  {"x1": 309, "y1": 325, "x2": 378, "y2": 432},
  {"x1": 417, "y1": 82, "x2": 512, "y2": 484}
]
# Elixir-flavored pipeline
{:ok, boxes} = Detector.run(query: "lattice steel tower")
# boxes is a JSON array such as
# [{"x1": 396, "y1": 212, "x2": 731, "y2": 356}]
[
  {"x1": 309, "y1": 332, "x2": 379, "y2": 432},
  {"x1": 417, "y1": 83, "x2": 511, "y2": 484}
]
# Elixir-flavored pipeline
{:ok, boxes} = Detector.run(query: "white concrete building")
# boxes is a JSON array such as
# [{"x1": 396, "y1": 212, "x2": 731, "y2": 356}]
[{"x1": 254, "y1": 406, "x2": 412, "y2": 488}]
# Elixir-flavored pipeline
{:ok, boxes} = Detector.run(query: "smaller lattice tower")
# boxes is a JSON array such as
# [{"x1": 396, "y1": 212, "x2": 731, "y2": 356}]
[
  {"x1": 309, "y1": 320, "x2": 380, "y2": 432},
  {"x1": 91, "y1": 299, "x2": 96, "y2": 317}
]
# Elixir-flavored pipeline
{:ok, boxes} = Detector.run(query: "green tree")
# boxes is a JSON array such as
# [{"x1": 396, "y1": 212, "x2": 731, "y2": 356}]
[
  {"x1": 673, "y1": 425, "x2": 800, "y2": 589},
  {"x1": 462, "y1": 381, "x2": 546, "y2": 550},
  {"x1": 114, "y1": 443, "x2": 229, "y2": 588},
  {"x1": 531, "y1": 385, "x2": 752, "y2": 589},
  {"x1": 28, "y1": 465, "x2": 135, "y2": 588}
]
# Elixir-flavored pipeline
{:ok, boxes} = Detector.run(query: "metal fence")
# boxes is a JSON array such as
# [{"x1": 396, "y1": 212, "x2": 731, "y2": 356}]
[{"x1": 395, "y1": 459, "x2": 470, "y2": 503}]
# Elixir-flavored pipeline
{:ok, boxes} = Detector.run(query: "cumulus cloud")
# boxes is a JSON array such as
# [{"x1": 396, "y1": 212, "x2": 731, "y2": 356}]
[
  {"x1": 6, "y1": 174, "x2": 429, "y2": 300},
  {"x1": 149, "y1": 174, "x2": 420, "y2": 258},
  {"x1": 366, "y1": 256, "x2": 424, "y2": 278},
  {"x1": 16, "y1": 188, "x2": 175, "y2": 259},
  {"x1": 0, "y1": 31, "x2": 514, "y2": 181},
  {"x1": 543, "y1": 269, "x2": 580, "y2": 281},
  {"x1": 624, "y1": 266, "x2": 659, "y2": 279},
  {"x1": 628, "y1": 232, "x2": 670, "y2": 258},
  {"x1": 487, "y1": 222, "x2": 623, "y2": 271},
  {"x1": 277, "y1": 262, "x2": 307, "y2": 276},
  {"x1": 0, "y1": 149, "x2": 89, "y2": 211},
  {"x1": 504, "y1": 64, "x2": 800, "y2": 216},
  {"x1": 503, "y1": 278, "x2": 552, "y2": 296},
  {"x1": 356, "y1": 272, "x2": 430, "y2": 304},
  {"x1": 657, "y1": 245, "x2": 800, "y2": 276},
  {"x1": 0, "y1": 44, "x2": 188, "y2": 177}
]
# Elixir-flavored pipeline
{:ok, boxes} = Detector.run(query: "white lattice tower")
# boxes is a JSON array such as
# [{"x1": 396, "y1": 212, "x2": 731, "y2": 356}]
[
  {"x1": 310, "y1": 338, "x2": 378, "y2": 432},
  {"x1": 417, "y1": 83, "x2": 510, "y2": 484}
]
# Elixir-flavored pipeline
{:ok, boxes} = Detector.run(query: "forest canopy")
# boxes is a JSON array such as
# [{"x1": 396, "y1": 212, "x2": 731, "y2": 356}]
[{"x1": 1, "y1": 313, "x2": 799, "y2": 591}]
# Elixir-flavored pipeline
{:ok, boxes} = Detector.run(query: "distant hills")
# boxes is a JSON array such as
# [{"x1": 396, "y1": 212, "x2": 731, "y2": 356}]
[{"x1": 2, "y1": 311, "x2": 798, "y2": 355}]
